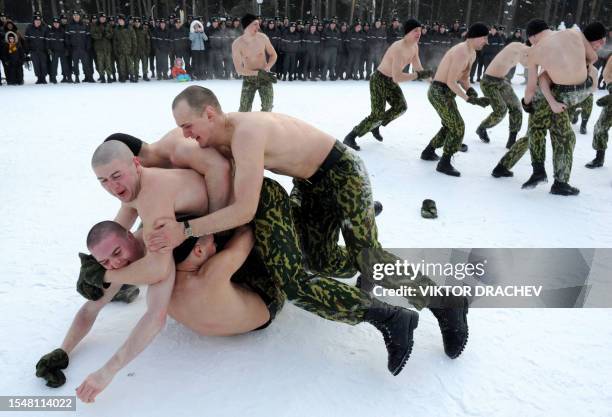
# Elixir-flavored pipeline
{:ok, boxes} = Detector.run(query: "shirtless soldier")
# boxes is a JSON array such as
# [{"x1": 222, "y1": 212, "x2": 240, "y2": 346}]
[
  {"x1": 151, "y1": 86, "x2": 469, "y2": 362},
  {"x1": 420, "y1": 22, "x2": 491, "y2": 177},
  {"x1": 518, "y1": 20, "x2": 603, "y2": 195},
  {"x1": 232, "y1": 14, "x2": 278, "y2": 112},
  {"x1": 343, "y1": 19, "x2": 433, "y2": 151},
  {"x1": 475, "y1": 41, "x2": 530, "y2": 148},
  {"x1": 586, "y1": 54, "x2": 612, "y2": 169}
]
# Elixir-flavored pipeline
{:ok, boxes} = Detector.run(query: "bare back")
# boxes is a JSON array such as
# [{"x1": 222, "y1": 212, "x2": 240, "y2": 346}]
[
  {"x1": 169, "y1": 269, "x2": 269, "y2": 336},
  {"x1": 378, "y1": 39, "x2": 419, "y2": 78},
  {"x1": 125, "y1": 168, "x2": 209, "y2": 232},
  {"x1": 232, "y1": 32, "x2": 270, "y2": 76},
  {"x1": 528, "y1": 30, "x2": 588, "y2": 85},
  {"x1": 227, "y1": 112, "x2": 336, "y2": 179},
  {"x1": 434, "y1": 42, "x2": 474, "y2": 84},
  {"x1": 485, "y1": 42, "x2": 529, "y2": 78},
  {"x1": 604, "y1": 55, "x2": 612, "y2": 84}
]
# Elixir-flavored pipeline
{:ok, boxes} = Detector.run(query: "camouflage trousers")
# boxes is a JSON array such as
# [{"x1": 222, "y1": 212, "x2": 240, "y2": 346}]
[
  {"x1": 116, "y1": 54, "x2": 136, "y2": 78},
  {"x1": 134, "y1": 53, "x2": 148, "y2": 77},
  {"x1": 290, "y1": 141, "x2": 435, "y2": 310},
  {"x1": 479, "y1": 74, "x2": 522, "y2": 134},
  {"x1": 593, "y1": 103, "x2": 612, "y2": 151},
  {"x1": 252, "y1": 177, "x2": 373, "y2": 324},
  {"x1": 353, "y1": 71, "x2": 407, "y2": 136},
  {"x1": 238, "y1": 75, "x2": 273, "y2": 112},
  {"x1": 568, "y1": 93, "x2": 593, "y2": 123},
  {"x1": 428, "y1": 81, "x2": 465, "y2": 156},
  {"x1": 95, "y1": 50, "x2": 113, "y2": 77}
]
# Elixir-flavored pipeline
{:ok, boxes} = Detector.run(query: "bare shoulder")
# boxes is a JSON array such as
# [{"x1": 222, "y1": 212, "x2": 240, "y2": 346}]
[{"x1": 257, "y1": 32, "x2": 270, "y2": 41}]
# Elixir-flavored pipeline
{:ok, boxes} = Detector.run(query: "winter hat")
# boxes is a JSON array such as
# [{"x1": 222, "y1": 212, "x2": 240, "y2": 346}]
[
  {"x1": 241, "y1": 13, "x2": 257, "y2": 29},
  {"x1": 404, "y1": 18, "x2": 421, "y2": 35},
  {"x1": 467, "y1": 22, "x2": 489, "y2": 38},
  {"x1": 526, "y1": 19, "x2": 548, "y2": 38},
  {"x1": 583, "y1": 21, "x2": 606, "y2": 42}
]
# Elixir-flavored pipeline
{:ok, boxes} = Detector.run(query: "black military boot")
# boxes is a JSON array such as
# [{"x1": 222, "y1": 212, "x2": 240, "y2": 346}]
[
  {"x1": 550, "y1": 180, "x2": 580, "y2": 196},
  {"x1": 61, "y1": 76, "x2": 70, "y2": 83},
  {"x1": 436, "y1": 155, "x2": 461, "y2": 177},
  {"x1": 111, "y1": 284, "x2": 140, "y2": 303},
  {"x1": 522, "y1": 163, "x2": 547, "y2": 189},
  {"x1": 476, "y1": 126, "x2": 490, "y2": 143},
  {"x1": 571, "y1": 110, "x2": 580, "y2": 124},
  {"x1": 156, "y1": 74, "x2": 162, "y2": 80},
  {"x1": 100, "y1": 74, "x2": 106, "y2": 83},
  {"x1": 50, "y1": 76, "x2": 57, "y2": 84},
  {"x1": 143, "y1": 74, "x2": 150, "y2": 81},
  {"x1": 130, "y1": 75, "x2": 137, "y2": 83},
  {"x1": 374, "y1": 200, "x2": 383, "y2": 216},
  {"x1": 580, "y1": 120, "x2": 588, "y2": 135},
  {"x1": 74, "y1": 77, "x2": 80, "y2": 83},
  {"x1": 371, "y1": 126, "x2": 383, "y2": 142},
  {"x1": 491, "y1": 163, "x2": 514, "y2": 178},
  {"x1": 364, "y1": 299, "x2": 420, "y2": 376},
  {"x1": 107, "y1": 75, "x2": 115, "y2": 83},
  {"x1": 460, "y1": 143, "x2": 468, "y2": 152},
  {"x1": 428, "y1": 295, "x2": 469, "y2": 359},
  {"x1": 585, "y1": 150, "x2": 605, "y2": 169},
  {"x1": 420, "y1": 144, "x2": 440, "y2": 161},
  {"x1": 343, "y1": 130, "x2": 360, "y2": 151},
  {"x1": 506, "y1": 131, "x2": 517, "y2": 149}
]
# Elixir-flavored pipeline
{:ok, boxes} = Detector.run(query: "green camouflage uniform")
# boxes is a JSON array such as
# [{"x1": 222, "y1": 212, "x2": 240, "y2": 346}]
[
  {"x1": 239, "y1": 76, "x2": 274, "y2": 112},
  {"x1": 134, "y1": 25, "x2": 151, "y2": 77},
  {"x1": 90, "y1": 23, "x2": 113, "y2": 78},
  {"x1": 478, "y1": 74, "x2": 522, "y2": 135},
  {"x1": 593, "y1": 99, "x2": 612, "y2": 151},
  {"x1": 568, "y1": 93, "x2": 593, "y2": 124},
  {"x1": 290, "y1": 141, "x2": 435, "y2": 310},
  {"x1": 427, "y1": 81, "x2": 465, "y2": 156},
  {"x1": 353, "y1": 71, "x2": 407, "y2": 136},
  {"x1": 113, "y1": 25, "x2": 137, "y2": 79},
  {"x1": 253, "y1": 177, "x2": 373, "y2": 324}
]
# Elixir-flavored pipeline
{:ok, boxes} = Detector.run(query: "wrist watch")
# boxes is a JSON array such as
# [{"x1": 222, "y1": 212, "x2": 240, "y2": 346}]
[{"x1": 183, "y1": 220, "x2": 194, "y2": 238}]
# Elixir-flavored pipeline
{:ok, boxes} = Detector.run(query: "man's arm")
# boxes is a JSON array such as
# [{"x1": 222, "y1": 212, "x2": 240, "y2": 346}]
[
  {"x1": 104, "y1": 250, "x2": 173, "y2": 286},
  {"x1": 263, "y1": 34, "x2": 277, "y2": 70},
  {"x1": 538, "y1": 71, "x2": 567, "y2": 113},
  {"x1": 76, "y1": 267, "x2": 175, "y2": 403},
  {"x1": 231, "y1": 39, "x2": 245, "y2": 76},
  {"x1": 410, "y1": 46, "x2": 425, "y2": 72},
  {"x1": 524, "y1": 64, "x2": 539, "y2": 103},
  {"x1": 171, "y1": 142, "x2": 232, "y2": 213},
  {"x1": 113, "y1": 205, "x2": 138, "y2": 230},
  {"x1": 201, "y1": 225, "x2": 254, "y2": 280},
  {"x1": 446, "y1": 51, "x2": 470, "y2": 100}
]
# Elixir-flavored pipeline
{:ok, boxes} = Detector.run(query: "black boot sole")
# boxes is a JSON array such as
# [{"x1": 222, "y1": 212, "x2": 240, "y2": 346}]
[
  {"x1": 391, "y1": 310, "x2": 419, "y2": 376},
  {"x1": 445, "y1": 297, "x2": 469, "y2": 359}
]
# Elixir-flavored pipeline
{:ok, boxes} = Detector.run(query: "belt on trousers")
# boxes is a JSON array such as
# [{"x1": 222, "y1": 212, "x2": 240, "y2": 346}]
[
  {"x1": 305, "y1": 141, "x2": 345, "y2": 185},
  {"x1": 553, "y1": 77, "x2": 593, "y2": 93},
  {"x1": 482, "y1": 74, "x2": 505, "y2": 82}
]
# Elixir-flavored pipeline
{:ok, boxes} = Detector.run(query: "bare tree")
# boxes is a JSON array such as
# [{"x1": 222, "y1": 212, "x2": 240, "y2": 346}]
[
  {"x1": 464, "y1": 0, "x2": 472, "y2": 26},
  {"x1": 575, "y1": 0, "x2": 584, "y2": 24}
]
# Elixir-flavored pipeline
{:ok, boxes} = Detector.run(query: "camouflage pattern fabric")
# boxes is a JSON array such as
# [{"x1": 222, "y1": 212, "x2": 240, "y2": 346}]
[
  {"x1": 90, "y1": 23, "x2": 113, "y2": 77},
  {"x1": 253, "y1": 177, "x2": 373, "y2": 324},
  {"x1": 428, "y1": 82, "x2": 465, "y2": 156},
  {"x1": 113, "y1": 26, "x2": 137, "y2": 78},
  {"x1": 353, "y1": 71, "x2": 407, "y2": 137},
  {"x1": 479, "y1": 74, "x2": 522, "y2": 134},
  {"x1": 290, "y1": 142, "x2": 435, "y2": 310},
  {"x1": 593, "y1": 102, "x2": 612, "y2": 151},
  {"x1": 238, "y1": 75, "x2": 274, "y2": 112},
  {"x1": 568, "y1": 93, "x2": 593, "y2": 123}
]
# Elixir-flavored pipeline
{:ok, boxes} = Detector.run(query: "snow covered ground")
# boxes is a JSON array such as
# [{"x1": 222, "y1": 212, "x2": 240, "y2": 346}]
[{"x1": 1, "y1": 69, "x2": 611, "y2": 417}]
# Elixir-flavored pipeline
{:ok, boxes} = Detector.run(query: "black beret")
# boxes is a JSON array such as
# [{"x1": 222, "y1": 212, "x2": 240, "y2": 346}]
[
  {"x1": 466, "y1": 22, "x2": 489, "y2": 38},
  {"x1": 526, "y1": 19, "x2": 548, "y2": 37},
  {"x1": 241, "y1": 13, "x2": 257, "y2": 29}
]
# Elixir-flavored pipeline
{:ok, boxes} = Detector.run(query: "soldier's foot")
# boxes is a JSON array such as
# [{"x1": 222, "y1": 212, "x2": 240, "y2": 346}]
[
  {"x1": 460, "y1": 143, "x2": 468, "y2": 152},
  {"x1": 585, "y1": 150, "x2": 605, "y2": 169},
  {"x1": 580, "y1": 120, "x2": 587, "y2": 135},
  {"x1": 364, "y1": 299, "x2": 419, "y2": 376},
  {"x1": 476, "y1": 126, "x2": 490, "y2": 143},
  {"x1": 343, "y1": 130, "x2": 360, "y2": 151},
  {"x1": 571, "y1": 110, "x2": 580, "y2": 124},
  {"x1": 428, "y1": 295, "x2": 469, "y2": 359},
  {"x1": 50, "y1": 77, "x2": 57, "y2": 84},
  {"x1": 84, "y1": 77, "x2": 95, "y2": 83},
  {"x1": 550, "y1": 180, "x2": 580, "y2": 196},
  {"x1": 143, "y1": 76, "x2": 150, "y2": 81},
  {"x1": 156, "y1": 75, "x2": 162, "y2": 80},
  {"x1": 60, "y1": 77, "x2": 70, "y2": 83},
  {"x1": 100, "y1": 75, "x2": 106, "y2": 83},
  {"x1": 74, "y1": 77, "x2": 80, "y2": 83},
  {"x1": 374, "y1": 200, "x2": 383, "y2": 216},
  {"x1": 420, "y1": 144, "x2": 440, "y2": 161},
  {"x1": 491, "y1": 163, "x2": 514, "y2": 178},
  {"x1": 436, "y1": 155, "x2": 461, "y2": 177},
  {"x1": 521, "y1": 164, "x2": 548, "y2": 189},
  {"x1": 506, "y1": 131, "x2": 517, "y2": 149},
  {"x1": 371, "y1": 126, "x2": 383, "y2": 142}
]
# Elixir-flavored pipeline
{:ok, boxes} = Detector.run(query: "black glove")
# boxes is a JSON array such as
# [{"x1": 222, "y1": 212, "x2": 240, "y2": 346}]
[
  {"x1": 466, "y1": 87, "x2": 478, "y2": 99},
  {"x1": 76, "y1": 253, "x2": 108, "y2": 301},
  {"x1": 35, "y1": 349, "x2": 69, "y2": 388},
  {"x1": 415, "y1": 69, "x2": 433, "y2": 80},
  {"x1": 467, "y1": 96, "x2": 490, "y2": 107},
  {"x1": 521, "y1": 98, "x2": 535, "y2": 114},
  {"x1": 258, "y1": 69, "x2": 277, "y2": 84},
  {"x1": 596, "y1": 94, "x2": 612, "y2": 108}
]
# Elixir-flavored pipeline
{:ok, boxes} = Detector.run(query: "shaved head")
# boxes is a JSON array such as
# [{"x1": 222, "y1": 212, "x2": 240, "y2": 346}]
[
  {"x1": 91, "y1": 140, "x2": 134, "y2": 168},
  {"x1": 87, "y1": 221, "x2": 128, "y2": 251}
]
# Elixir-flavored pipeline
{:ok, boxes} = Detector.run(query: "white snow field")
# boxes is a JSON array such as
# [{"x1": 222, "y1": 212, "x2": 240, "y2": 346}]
[{"x1": 1, "y1": 70, "x2": 611, "y2": 417}]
